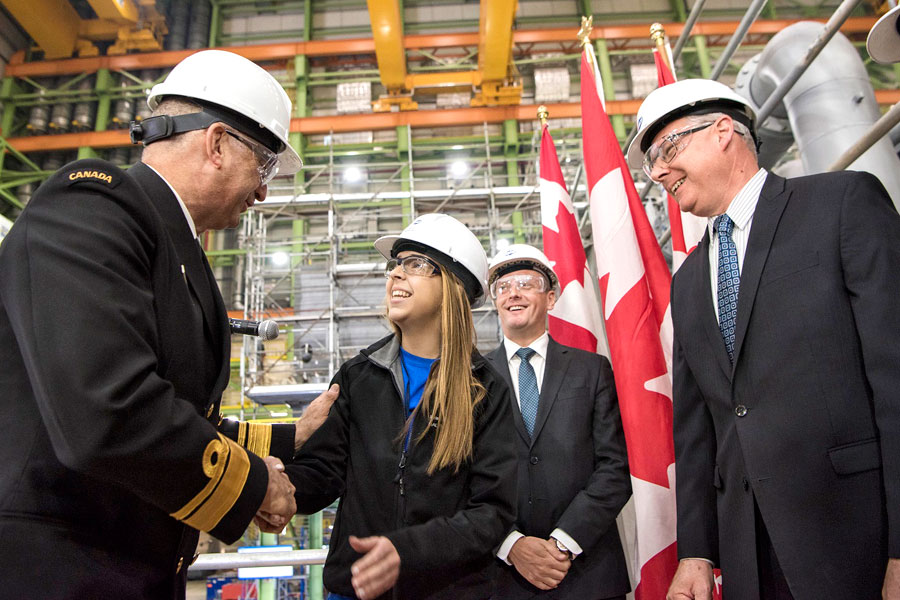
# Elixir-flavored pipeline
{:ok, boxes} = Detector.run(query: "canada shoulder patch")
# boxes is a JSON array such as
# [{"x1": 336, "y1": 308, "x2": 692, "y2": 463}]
[{"x1": 65, "y1": 167, "x2": 121, "y2": 189}]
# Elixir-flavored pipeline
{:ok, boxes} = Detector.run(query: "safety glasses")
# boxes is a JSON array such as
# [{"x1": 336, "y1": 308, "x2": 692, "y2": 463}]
[
  {"x1": 384, "y1": 255, "x2": 441, "y2": 278},
  {"x1": 490, "y1": 273, "x2": 547, "y2": 299},
  {"x1": 225, "y1": 129, "x2": 279, "y2": 186},
  {"x1": 642, "y1": 122, "x2": 712, "y2": 179}
]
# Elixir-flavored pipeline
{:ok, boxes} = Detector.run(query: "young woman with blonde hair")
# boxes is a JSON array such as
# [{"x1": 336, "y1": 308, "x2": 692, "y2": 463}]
[{"x1": 286, "y1": 214, "x2": 517, "y2": 600}]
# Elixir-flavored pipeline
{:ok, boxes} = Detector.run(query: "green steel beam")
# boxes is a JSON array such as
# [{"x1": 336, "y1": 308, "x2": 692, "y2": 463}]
[
  {"x1": 258, "y1": 532, "x2": 278, "y2": 600},
  {"x1": 209, "y1": 1, "x2": 222, "y2": 47},
  {"x1": 397, "y1": 125, "x2": 412, "y2": 226},
  {"x1": 671, "y1": 0, "x2": 687, "y2": 22},
  {"x1": 503, "y1": 119, "x2": 519, "y2": 187},
  {"x1": 308, "y1": 512, "x2": 324, "y2": 600},
  {"x1": 694, "y1": 35, "x2": 712, "y2": 79},
  {"x1": 94, "y1": 69, "x2": 112, "y2": 133},
  {"x1": 511, "y1": 211, "x2": 525, "y2": 244}
]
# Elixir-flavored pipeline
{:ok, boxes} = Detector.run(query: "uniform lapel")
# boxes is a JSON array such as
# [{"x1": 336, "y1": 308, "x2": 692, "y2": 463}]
[
  {"x1": 731, "y1": 174, "x2": 790, "y2": 372},
  {"x1": 127, "y1": 163, "x2": 226, "y2": 371},
  {"x1": 487, "y1": 344, "x2": 531, "y2": 446},
  {"x1": 695, "y1": 229, "x2": 733, "y2": 380},
  {"x1": 530, "y1": 336, "x2": 568, "y2": 444}
]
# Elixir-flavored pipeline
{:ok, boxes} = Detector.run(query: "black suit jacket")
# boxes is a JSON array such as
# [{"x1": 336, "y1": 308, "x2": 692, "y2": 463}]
[
  {"x1": 487, "y1": 336, "x2": 631, "y2": 599},
  {"x1": 671, "y1": 171, "x2": 900, "y2": 600},
  {"x1": 0, "y1": 159, "x2": 292, "y2": 599}
]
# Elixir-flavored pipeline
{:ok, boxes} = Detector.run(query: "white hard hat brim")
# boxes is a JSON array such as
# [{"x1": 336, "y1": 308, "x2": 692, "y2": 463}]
[
  {"x1": 867, "y1": 6, "x2": 900, "y2": 64},
  {"x1": 374, "y1": 235, "x2": 400, "y2": 260}
]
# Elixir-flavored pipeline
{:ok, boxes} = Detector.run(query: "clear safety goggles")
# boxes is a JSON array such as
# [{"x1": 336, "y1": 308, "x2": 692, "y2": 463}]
[
  {"x1": 642, "y1": 122, "x2": 712, "y2": 179},
  {"x1": 225, "y1": 128, "x2": 279, "y2": 186},
  {"x1": 490, "y1": 273, "x2": 547, "y2": 299},
  {"x1": 384, "y1": 255, "x2": 441, "y2": 278}
]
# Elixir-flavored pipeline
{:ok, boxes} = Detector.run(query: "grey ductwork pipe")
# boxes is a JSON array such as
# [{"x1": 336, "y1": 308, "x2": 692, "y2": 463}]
[{"x1": 734, "y1": 21, "x2": 900, "y2": 207}]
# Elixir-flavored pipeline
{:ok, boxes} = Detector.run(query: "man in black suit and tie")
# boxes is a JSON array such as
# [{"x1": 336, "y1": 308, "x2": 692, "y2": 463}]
[
  {"x1": 626, "y1": 78, "x2": 900, "y2": 600},
  {"x1": 0, "y1": 50, "x2": 336, "y2": 599},
  {"x1": 485, "y1": 244, "x2": 631, "y2": 600}
]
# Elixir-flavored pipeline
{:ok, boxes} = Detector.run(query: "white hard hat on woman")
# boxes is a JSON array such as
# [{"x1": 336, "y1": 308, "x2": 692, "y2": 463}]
[
  {"x1": 130, "y1": 49, "x2": 303, "y2": 179},
  {"x1": 375, "y1": 213, "x2": 489, "y2": 308}
]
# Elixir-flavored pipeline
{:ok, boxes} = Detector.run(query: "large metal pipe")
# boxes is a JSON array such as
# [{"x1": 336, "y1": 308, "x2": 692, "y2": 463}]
[
  {"x1": 671, "y1": 0, "x2": 709, "y2": 63},
  {"x1": 736, "y1": 21, "x2": 900, "y2": 206}
]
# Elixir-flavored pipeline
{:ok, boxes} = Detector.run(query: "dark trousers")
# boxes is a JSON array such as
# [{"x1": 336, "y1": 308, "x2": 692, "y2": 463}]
[{"x1": 755, "y1": 502, "x2": 794, "y2": 600}]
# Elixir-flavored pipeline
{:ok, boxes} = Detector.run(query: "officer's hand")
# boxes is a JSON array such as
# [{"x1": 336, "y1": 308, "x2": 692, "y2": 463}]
[
  {"x1": 508, "y1": 536, "x2": 571, "y2": 590},
  {"x1": 257, "y1": 456, "x2": 296, "y2": 532},
  {"x1": 348, "y1": 535, "x2": 401, "y2": 600},
  {"x1": 295, "y1": 384, "x2": 339, "y2": 452},
  {"x1": 667, "y1": 559, "x2": 714, "y2": 600}
]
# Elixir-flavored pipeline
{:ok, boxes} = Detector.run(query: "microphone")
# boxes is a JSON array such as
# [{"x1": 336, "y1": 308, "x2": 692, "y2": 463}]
[{"x1": 229, "y1": 318, "x2": 279, "y2": 340}]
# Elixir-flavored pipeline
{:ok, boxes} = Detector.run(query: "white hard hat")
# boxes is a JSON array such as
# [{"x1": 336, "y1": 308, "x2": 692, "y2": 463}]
[
  {"x1": 488, "y1": 244, "x2": 559, "y2": 291},
  {"x1": 147, "y1": 50, "x2": 303, "y2": 175},
  {"x1": 374, "y1": 213, "x2": 489, "y2": 308},
  {"x1": 626, "y1": 78, "x2": 757, "y2": 170},
  {"x1": 867, "y1": 6, "x2": 900, "y2": 64}
]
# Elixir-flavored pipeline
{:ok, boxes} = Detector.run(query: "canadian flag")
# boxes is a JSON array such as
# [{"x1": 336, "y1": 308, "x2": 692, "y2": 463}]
[
  {"x1": 580, "y1": 42, "x2": 677, "y2": 599},
  {"x1": 538, "y1": 122, "x2": 608, "y2": 357},
  {"x1": 653, "y1": 47, "x2": 706, "y2": 271}
]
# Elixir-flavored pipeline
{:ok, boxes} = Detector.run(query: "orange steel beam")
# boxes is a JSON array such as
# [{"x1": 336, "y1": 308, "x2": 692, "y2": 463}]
[
  {"x1": 6, "y1": 18, "x2": 878, "y2": 78},
  {"x1": 7, "y1": 91, "x2": 898, "y2": 152}
]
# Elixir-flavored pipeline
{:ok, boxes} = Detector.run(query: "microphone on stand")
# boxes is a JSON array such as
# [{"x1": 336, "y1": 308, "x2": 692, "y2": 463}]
[{"x1": 229, "y1": 318, "x2": 279, "y2": 340}]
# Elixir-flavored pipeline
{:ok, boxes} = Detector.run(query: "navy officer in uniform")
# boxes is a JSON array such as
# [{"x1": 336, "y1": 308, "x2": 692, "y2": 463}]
[{"x1": 0, "y1": 50, "x2": 335, "y2": 599}]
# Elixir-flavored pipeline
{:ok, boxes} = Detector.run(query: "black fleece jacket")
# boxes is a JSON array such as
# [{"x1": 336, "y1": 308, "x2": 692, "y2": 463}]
[{"x1": 287, "y1": 334, "x2": 517, "y2": 599}]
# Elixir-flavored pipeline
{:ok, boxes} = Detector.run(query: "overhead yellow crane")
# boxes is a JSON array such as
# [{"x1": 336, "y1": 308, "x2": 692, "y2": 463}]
[
  {"x1": 367, "y1": 0, "x2": 521, "y2": 112},
  {"x1": 2, "y1": 0, "x2": 167, "y2": 59}
]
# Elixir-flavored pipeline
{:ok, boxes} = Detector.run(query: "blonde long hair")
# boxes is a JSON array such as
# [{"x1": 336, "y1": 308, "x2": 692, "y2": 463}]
[{"x1": 393, "y1": 262, "x2": 486, "y2": 474}]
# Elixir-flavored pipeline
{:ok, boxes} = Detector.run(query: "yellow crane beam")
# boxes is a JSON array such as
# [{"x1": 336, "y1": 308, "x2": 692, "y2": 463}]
[
  {"x1": 478, "y1": 0, "x2": 517, "y2": 81},
  {"x1": 367, "y1": 0, "x2": 408, "y2": 89},
  {"x1": 3, "y1": 0, "x2": 82, "y2": 59},
  {"x1": 85, "y1": 0, "x2": 139, "y2": 23}
]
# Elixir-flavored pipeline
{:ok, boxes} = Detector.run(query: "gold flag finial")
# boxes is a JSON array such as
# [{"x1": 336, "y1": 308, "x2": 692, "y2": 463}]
[
  {"x1": 537, "y1": 105, "x2": 549, "y2": 126},
  {"x1": 650, "y1": 22, "x2": 673, "y2": 72},
  {"x1": 577, "y1": 15, "x2": 593, "y2": 48}
]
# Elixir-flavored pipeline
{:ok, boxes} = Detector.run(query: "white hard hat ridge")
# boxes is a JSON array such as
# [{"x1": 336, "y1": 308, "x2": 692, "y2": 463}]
[
  {"x1": 148, "y1": 49, "x2": 303, "y2": 175},
  {"x1": 488, "y1": 244, "x2": 559, "y2": 290},
  {"x1": 626, "y1": 78, "x2": 757, "y2": 169},
  {"x1": 867, "y1": 6, "x2": 900, "y2": 64},
  {"x1": 374, "y1": 214, "x2": 490, "y2": 308}
]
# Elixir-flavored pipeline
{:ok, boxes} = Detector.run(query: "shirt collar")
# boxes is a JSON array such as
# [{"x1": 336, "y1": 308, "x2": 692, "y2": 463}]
[
  {"x1": 143, "y1": 163, "x2": 198, "y2": 240},
  {"x1": 504, "y1": 330, "x2": 550, "y2": 363},
  {"x1": 708, "y1": 168, "x2": 768, "y2": 235}
]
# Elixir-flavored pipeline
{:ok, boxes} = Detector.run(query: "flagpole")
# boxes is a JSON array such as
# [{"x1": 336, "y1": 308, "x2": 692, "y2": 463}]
[
  {"x1": 650, "y1": 23, "x2": 673, "y2": 73},
  {"x1": 537, "y1": 104, "x2": 549, "y2": 128}
]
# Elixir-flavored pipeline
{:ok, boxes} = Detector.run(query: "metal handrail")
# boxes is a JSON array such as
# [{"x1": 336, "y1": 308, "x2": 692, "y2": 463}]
[{"x1": 188, "y1": 549, "x2": 329, "y2": 572}]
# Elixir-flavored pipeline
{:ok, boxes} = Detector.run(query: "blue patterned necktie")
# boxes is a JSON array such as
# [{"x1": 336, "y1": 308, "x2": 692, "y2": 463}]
[
  {"x1": 516, "y1": 347, "x2": 539, "y2": 437},
  {"x1": 715, "y1": 214, "x2": 740, "y2": 362}
]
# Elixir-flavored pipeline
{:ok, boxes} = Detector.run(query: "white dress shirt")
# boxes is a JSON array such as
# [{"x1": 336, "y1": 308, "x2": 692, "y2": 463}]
[
  {"x1": 496, "y1": 331, "x2": 584, "y2": 564},
  {"x1": 708, "y1": 168, "x2": 767, "y2": 321}
]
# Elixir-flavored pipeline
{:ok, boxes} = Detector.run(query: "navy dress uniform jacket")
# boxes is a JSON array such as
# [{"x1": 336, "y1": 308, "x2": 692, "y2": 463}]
[
  {"x1": 671, "y1": 171, "x2": 900, "y2": 600},
  {"x1": 0, "y1": 159, "x2": 294, "y2": 599},
  {"x1": 486, "y1": 337, "x2": 631, "y2": 599}
]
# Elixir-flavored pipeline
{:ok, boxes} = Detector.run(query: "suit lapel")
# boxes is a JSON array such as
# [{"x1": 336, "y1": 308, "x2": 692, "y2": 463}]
[
  {"x1": 731, "y1": 174, "x2": 790, "y2": 372},
  {"x1": 486, "y1": 344, "x2": 531, "y2": 446},
  {"x1": 531, "y1": 337, "x2": 568, "y2": 444},
  {"x1": 695, "y1": 230, "x2": 733, "y2": 380},
  {"x1": 128, "y1": 163, "x2": 226, "y2": 373}
]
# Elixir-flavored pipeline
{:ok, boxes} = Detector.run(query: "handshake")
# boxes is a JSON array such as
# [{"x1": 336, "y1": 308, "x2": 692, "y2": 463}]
[{"x1": 254, "y1": 383, "x2": 340, "y2": 532}]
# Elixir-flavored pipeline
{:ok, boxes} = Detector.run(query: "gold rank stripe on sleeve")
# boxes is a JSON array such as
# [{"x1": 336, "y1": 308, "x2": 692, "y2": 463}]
[
  {"x1": 245, "y1": 423, "x2": 273, "y2": 458},
  {"x1": 170, "y1": 434, "x2": 251, "y2": 533},
  {"x1": 237, "y1": 421, "x2": 248, "y2": 447}
]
